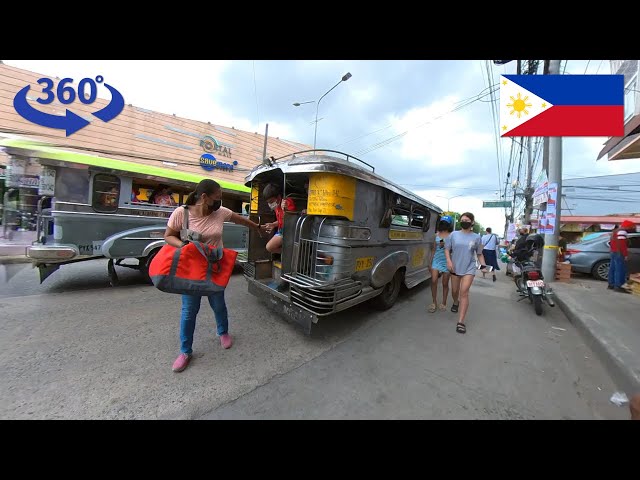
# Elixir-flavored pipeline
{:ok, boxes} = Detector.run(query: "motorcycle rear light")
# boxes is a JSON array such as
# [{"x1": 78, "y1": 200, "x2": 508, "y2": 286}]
[{"x1": 527, "y1": 271, "x2": 540, "y2": 280}]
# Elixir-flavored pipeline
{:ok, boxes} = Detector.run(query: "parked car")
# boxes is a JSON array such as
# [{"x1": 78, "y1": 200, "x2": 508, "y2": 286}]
[{"x1": 564, "y1": 232, "x2": 640, "y2": 281}]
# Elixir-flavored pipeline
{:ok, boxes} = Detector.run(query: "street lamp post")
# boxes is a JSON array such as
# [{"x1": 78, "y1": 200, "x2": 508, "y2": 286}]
[
  {"x1": 436, "y1": 194, "x2": 463, "y2": 230},
  {"x1": 293, "y1": 72, "x2": 352, "y2": 150},
  {"x1": 436, "y1": 194, "x2": 463, "y2": 212}
]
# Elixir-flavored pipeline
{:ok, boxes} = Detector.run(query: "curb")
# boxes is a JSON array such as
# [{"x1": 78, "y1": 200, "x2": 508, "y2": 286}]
[
  {"x1": 0, "y1": 255, "x2": 32, "y2": 265},
  {"x1": 553, "y1": 282, "x2": 640, "y2": 396}
]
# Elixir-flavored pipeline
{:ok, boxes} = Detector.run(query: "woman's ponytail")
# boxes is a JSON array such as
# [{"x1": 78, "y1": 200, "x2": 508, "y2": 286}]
[{"x1": 185, "y1": 191, "x2": 197, "y2": 205}]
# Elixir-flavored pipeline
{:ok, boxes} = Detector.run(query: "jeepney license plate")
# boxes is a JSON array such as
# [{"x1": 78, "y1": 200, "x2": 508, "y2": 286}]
[
  {"x1": 355, "y1": 256, "x2": 374, "y2": 272},
  {"x1": 526, "y1": 280, "x2": 545, "y2": 287}
]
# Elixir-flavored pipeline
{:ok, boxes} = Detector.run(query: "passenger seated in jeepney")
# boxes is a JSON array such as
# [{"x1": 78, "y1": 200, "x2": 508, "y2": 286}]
[
  {"x1": 262, "y1": 183, "x2": 296, "y2": 254},
  {"x1": 101, "y1": 186, "x2": 119, "y2": 208},
  {"x1": 150, "y1": 185, "x2": 177, "y2": 207}
]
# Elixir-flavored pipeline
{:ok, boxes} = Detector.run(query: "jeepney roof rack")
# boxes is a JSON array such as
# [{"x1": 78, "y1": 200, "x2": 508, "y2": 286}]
[{"x1": 274, "y1": 149, "x2": 375, "y2": 173}]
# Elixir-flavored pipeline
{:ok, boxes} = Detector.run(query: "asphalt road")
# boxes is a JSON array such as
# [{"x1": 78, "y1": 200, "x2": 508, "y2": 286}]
[{"x1": 0, "y1": 259, "x2": 629, "y2": 419}]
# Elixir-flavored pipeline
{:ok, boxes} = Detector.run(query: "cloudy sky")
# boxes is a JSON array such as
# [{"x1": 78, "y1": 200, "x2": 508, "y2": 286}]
[{"x1": 4, "y1": 59, "x2": 639, "y2": 232}]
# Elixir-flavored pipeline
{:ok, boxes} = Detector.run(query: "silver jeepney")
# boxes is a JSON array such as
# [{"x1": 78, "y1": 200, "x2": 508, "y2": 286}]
[
  {"x1": 243, "y1": 150, "x2": 443, "y2": 334},
  {"x1": 5, "y1": 154, "x2": 250, "y2": 285}
]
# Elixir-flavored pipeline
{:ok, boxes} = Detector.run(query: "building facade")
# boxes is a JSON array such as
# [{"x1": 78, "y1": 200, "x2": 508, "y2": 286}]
[
  {"x1": 0, "y1": 62, "x2": 310, "y2": 231},
  {"x1": 597, "y1": 60, "x2": 640, "y2": 161}
]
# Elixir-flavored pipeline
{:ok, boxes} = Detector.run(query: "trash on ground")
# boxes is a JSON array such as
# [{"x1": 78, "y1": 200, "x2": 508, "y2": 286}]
[
  {"x1": 610, "y1": 391, "x2": 629, "y2": 406},
  {"x1": 552, "y1": 327, "x2": 567, "y2": 331}
]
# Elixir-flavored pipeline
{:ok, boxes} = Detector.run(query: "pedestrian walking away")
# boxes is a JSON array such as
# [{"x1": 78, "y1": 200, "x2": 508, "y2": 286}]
[
  {"x1": 163, "y1": 179, "x2": 263, "y2": 372},
  {"x1": 481, "y1": 227, "x2": 499, "y2": 282},
  {"x1": 444, "y1": 212, "x2": 489, "y2": 334},
  {"x1": 428, "y1": 216, "x2": 453, "y2": 313}
]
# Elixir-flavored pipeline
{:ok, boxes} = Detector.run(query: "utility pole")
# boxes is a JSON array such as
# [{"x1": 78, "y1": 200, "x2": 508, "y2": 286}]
[
  {"x1": 541, "y1": 60, "x2": 563, "y2": 283},
  {"x1": 261, "y1": 123, "x2": 269, "y2": 165},
  {"x1": 523, "y1": 136, "x2": 534, "y2": 225},
  {"x1": 542, "y1": 61, "x2": 550, "y2": 175}
]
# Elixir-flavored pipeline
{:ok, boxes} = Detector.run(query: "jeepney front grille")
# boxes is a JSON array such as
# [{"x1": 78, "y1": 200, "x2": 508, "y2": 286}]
[
  {"x1": 294, "y1": 239, "x2": 354, "y2": 282},
  {"x1": 284, "y1": 238, "x2": 361, "y2": 315}
]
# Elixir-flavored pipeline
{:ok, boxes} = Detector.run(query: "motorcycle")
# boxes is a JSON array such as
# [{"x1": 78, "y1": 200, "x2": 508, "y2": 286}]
[{"x1": 510, "y1": 234, "x2": 555, "y2": 316}]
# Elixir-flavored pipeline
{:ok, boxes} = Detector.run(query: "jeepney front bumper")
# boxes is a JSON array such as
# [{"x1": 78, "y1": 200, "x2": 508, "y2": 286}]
[{"x1": 26, "y1": 244, "x2": 79, "y2": 262}]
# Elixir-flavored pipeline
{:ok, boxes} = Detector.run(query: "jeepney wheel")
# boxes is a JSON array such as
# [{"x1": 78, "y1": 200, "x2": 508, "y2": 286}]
[
  {"x1": 373, "y1": 269, "x2": 403, "y2": 311},
  {"x1": 140, "y1": 249, "x2": 160, "y2": 284}
]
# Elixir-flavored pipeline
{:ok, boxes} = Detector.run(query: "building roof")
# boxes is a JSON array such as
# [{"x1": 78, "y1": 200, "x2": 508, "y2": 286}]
[
  {"x1": 561, "y1": 215, "x2": 640, "y2": 224},
  {"x1": 0, "y1": 62, "x2": 311, "y2": 188}
]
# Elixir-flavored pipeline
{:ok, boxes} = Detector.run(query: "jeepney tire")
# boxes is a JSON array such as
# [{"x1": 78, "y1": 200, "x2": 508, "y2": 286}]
[
  {"x1": 373, "y1": 269, "x2": 403, "y2": 311},
  {"x1": 141, "y1": 249, "x2": 160, "y2": 284}
]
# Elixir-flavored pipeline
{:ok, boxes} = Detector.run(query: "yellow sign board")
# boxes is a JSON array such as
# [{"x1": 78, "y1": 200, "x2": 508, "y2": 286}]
[
  {"x1": 355, "y1": 256, "x2": 374, "y2": 272},
  {"x1": 307, "y1": 173, "x2": 356, "y2": 221},
  {"x1": 411, "y1": 247, "x2": 426, "y2": 267},
  {"x1": 389, "y1": 230, "x2": 423, "y2": 240},
  {"x1": 250, "y1": 183, "x2": 260, "y2": 213}
]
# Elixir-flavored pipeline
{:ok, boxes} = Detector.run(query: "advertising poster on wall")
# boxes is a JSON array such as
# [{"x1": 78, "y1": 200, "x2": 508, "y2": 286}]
[{"x1": 545, "y1": 183, "x2": 558, "y2": 234}]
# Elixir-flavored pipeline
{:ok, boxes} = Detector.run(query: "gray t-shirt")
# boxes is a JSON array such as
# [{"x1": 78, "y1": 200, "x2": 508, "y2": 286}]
[{"x1": 445, "y1": 230, "x2": 483, "y2": 276}]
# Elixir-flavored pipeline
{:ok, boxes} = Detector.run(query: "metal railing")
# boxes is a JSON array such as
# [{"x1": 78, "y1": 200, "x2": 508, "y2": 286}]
[{"x1": 272, "y1": 149, "x2": 375, "y2": 173}]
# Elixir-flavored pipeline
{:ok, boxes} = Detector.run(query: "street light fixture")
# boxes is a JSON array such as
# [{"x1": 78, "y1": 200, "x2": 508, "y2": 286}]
[
  {"x1": 436, "y1": 194, "x2": 463, "y2": 212},
  {"x1": 293, "y1": 72, "x2": 352, "y2": 150}
]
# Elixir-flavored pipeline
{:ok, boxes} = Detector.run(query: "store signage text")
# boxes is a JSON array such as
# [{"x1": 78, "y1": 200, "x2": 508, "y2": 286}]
[
  {"x1": 200, "y1": 135, "x2": 232, "y2": 158},
  {"x1": 199, "y1": 153, "x2": 238, "y2": 172}
]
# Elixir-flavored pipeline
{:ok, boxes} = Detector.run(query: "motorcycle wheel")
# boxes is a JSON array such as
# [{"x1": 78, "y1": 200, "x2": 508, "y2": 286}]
[{"x1": 533, "y1": 295, "x2": 543, "y2": 316}]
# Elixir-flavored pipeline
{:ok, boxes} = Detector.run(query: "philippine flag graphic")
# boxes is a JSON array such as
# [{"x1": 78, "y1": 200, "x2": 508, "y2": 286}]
[{"x1": 500, "y1": 75, "x2": 624, "y2": 137}]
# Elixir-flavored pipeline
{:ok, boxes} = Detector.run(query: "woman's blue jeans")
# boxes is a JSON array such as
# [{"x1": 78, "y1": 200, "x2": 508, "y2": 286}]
[{"x1": 180, "y1": 292, "x2": 228, "y2": 355}]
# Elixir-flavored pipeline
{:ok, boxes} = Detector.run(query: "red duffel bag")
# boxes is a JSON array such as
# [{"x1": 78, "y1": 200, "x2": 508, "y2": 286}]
[{"x1": 148, "y1": 241, "x2": 238, "y2": 295}]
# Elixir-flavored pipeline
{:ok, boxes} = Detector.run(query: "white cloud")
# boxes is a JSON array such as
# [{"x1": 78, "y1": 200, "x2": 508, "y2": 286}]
[
  {"x1": 386, "y1": 96, "x2": 495, "y2": 165},
  {"x1": 416, "y1": 189, "x2": 508, "y2": 234}
]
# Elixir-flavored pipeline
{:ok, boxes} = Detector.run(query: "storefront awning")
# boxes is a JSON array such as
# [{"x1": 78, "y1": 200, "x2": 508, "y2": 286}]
[
  {"x1": 0, "y1": 137, "x2": 251, "y2": 194},
  {"x1": 597, "y1": 114, "x2": 640, "y2": 161}
]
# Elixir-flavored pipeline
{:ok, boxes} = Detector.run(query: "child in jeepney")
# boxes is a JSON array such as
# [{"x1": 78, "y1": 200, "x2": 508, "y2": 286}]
[{"x1": 262, "y1": 183, "x2": 297, "y2": 255}]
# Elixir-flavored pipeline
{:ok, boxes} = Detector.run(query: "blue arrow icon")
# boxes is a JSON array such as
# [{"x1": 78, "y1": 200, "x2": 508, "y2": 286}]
[
  {"x1": 13, "y1": 86, "x2": 90, "y2": 136},
  {"x1": 92, "y1": 83, "x2": 124, "y2": 122}
]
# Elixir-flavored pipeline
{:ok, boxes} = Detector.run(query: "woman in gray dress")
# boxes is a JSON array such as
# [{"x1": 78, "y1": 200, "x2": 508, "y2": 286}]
[{"x1": 444, "y1": 212, "x2": 488, "y2": 334}]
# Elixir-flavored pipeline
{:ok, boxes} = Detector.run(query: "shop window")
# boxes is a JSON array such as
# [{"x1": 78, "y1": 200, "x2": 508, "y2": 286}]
[{"x1": 92, "y1": 174, "x2": 120, "y2": 213}]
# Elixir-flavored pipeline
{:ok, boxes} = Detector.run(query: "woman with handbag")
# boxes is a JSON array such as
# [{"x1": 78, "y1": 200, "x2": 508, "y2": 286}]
[{"x1": 163, "y1": 179, "x2": 263, "y2": 372}]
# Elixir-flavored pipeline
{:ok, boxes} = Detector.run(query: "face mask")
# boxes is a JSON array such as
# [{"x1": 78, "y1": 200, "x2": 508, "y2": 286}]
[
  {"x1": 268, "y1": 201, "x2": 278, "y2": 211},
  {"x1": 208, "y1": 200, "x2": 221, "y2": 212},
  {"x1": 460, "y1": 221, "x2": 472, "y2": 230}
]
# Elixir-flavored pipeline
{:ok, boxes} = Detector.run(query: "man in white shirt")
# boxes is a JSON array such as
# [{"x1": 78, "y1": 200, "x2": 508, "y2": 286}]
[{"x1": 481, "y1": 227, "x2": 499, "y2": 281}]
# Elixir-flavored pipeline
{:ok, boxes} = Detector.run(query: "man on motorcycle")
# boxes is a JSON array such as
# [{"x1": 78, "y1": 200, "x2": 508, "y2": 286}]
[{"x1": 511, "y1": 227, "x2": 530, "y2": 262}]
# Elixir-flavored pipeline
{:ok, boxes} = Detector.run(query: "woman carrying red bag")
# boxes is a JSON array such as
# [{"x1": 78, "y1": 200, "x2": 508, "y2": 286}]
[{"x1": 164, "y1": 179, "x2": 262, "y2": 373}]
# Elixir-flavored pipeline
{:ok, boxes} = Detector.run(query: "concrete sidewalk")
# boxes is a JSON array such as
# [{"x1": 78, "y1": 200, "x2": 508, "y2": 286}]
[
  {"x1": 553, "y1": 276, "x2": 640, "y2": 399},
  {"x1": 0, "y1": 230, "x2": 34, "y2": 263}
]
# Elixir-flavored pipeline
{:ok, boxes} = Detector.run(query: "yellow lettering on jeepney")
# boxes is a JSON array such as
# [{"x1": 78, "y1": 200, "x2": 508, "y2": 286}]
[
  {"x1": 389, "y1": 230, "x2": 423, "y2": 240},
  {"x1": 412, "y1": 247, "x2": 426, "y2": 267}
]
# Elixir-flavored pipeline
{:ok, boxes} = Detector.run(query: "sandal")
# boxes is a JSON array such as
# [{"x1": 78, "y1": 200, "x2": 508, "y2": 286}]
[
  {"x1": 456, "y1": 322, "x2": 466, "y2": 334},
  {"x1": 451, "y1": 303, "x2": 459, "y2": 313},
  {"x1": 439, "y1": 304, "x2": 447, "y2": 311},
  {"x1": 428, "y1": 303, "x2": 437, "y2": 313}
]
